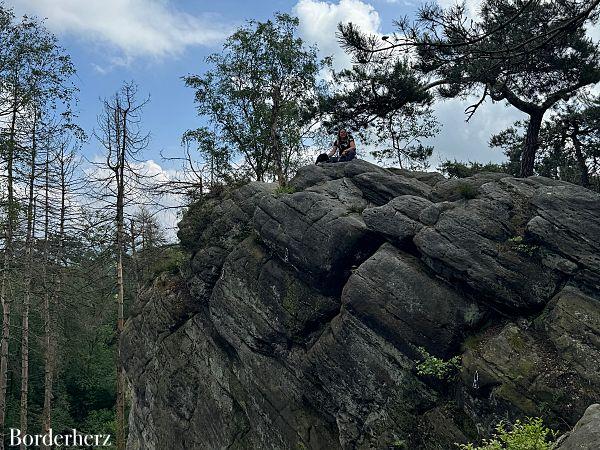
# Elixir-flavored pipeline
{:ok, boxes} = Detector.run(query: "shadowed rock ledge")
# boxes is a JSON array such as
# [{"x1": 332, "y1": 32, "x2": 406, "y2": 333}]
[{"x1": 121, "y1": 160, "x2": 600, "y2": 449}]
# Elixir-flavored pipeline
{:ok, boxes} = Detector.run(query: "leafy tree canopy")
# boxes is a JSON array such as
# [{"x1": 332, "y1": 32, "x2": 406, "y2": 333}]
[
  {"x1": 338, "y1": 0, "x2": 600, "y2": 176},
  {"x1": 184, "y1": 13, "x2": 330, "y2": 185}
]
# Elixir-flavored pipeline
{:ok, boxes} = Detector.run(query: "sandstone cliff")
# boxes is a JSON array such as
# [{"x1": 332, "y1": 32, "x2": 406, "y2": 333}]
[{"x1": 121, "y1": 160, "x2": 600, "y2": 449}]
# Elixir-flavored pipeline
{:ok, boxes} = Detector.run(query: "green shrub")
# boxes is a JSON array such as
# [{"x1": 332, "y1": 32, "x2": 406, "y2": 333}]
[
  {"x1": 457, "y1": 417, "x2": 558, "y2": 450},
  {"x1": 391, "y1": 439, "x2": 407, "y2": 448},
  {"x1": 147, "y1": 246, "x2": 186, "y2": 279},
  {"x1": 457, "y1": 182, "x2": 479, "y2": 199},
  {"x1": 81, "y1": 408, "x2": 116, "y2": 436},
  {"x1": 507, "y1": 236, "x2": 538, "y2": 256},
  {"x1": 415, "y1": 347, "x2": 461, "y2": 380},
  {"x1": 441, "y1": 160, "x2": 510, "y2": 178},
  {"x1": 273, "y1": 185, "x2": 296, "y2": 196}
]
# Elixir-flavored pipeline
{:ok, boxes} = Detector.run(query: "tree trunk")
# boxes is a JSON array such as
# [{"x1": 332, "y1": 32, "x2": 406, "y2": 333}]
[
  {"x1": 0, "y1": 101, "x2": 18, "y2": 449},
  {"x1": 42, "y1": 143, "x2": 68, "y2": 448},
  {"x1": 571, "y1": 127, "x2": 590, "y2": 188},
  {"x1": 41, "y1": 144, "x2": 53, "y2": 449},
  {"x1": 20, "y1": 114, "x2": 38, "y2": 449},
  {"x1": 115, "y1": 227, "x2": 126, "y2": 450},
  {"x1": 41, "y1": 264, "x2": 53, "y2": 450},
  {"x1": 115, "y1": 101, "x2": 128, "y2": 450},
  {"x1": 115, "y1": 165, "x2": 126, "y2": 450},
  {"x1": 520, "y1": 110, "x2": 545, "y2": 177},
  {"x1": 19, "y1": 298, "x2": 29, "y2": 450},
  {"x1": 0, "y1": 250, "x2": 10, "y2": 450},
  {"x1": 95, "y1": 84, "x2": 148, "y2": 450},
  {"x1": 270, "y1": 87, "x2": 286, "y2": 186}
]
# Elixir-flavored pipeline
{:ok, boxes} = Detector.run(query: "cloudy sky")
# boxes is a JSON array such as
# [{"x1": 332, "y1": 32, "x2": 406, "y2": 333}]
[{"x1": 7, "y1": 0, "x2": 597, "y2": 172}]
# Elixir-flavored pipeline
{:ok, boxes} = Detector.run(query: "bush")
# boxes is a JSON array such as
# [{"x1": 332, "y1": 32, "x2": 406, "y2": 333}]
[
  {"x1": 441, "y1": 160, "x2": 509, "y2": 178},
  {"x1": 457, "y1": 417, "x2": 558, "y2": 450},
  {"x1": 415, "y1": 347, "x2": 461, "y2": 380},
  {"x1": 80, "y1": 409, "x2": 117, "y2": 450},
  {"x1": 149, "y1": 245, "x2": 186, "y2": 277},
  {"x1": 273, "y1": 185, "x2": 296, "y2": 196}
]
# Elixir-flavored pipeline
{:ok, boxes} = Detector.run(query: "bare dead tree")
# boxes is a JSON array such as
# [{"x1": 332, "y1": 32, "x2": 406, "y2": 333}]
[{"x1": 92, "y1": 82, "x2": 149, "y2": 450}]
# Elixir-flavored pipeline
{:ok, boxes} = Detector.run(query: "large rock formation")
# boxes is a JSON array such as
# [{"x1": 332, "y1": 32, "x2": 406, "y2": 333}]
[
  {"x1": 121, "y1": 160, "x2": 600, "y2": 449},
  {"x1": 557, "y1": 404, "x2": 600, "y2": 449}
]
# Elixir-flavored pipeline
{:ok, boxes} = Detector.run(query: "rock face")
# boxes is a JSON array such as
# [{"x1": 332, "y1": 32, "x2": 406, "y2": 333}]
[
  {"x1": 121, "y1": 160, "x2": 600, "y2": 449},
  {"x1": 557, "y1": 404, "x2": 600, "y2": 449}
]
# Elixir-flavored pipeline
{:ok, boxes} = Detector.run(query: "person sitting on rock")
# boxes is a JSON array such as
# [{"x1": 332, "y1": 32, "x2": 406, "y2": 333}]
[
  {"x1": 316, "y1": 128, "x2": 357, "y2": 164},
  {"x1": 328, "y1": 128, "x2": 356, "y2": 162}
]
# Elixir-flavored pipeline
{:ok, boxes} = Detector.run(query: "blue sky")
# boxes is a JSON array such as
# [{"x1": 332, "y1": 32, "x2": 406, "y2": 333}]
[{"x1": 9, "y1": 0, "x2": 590, "y2": 172}]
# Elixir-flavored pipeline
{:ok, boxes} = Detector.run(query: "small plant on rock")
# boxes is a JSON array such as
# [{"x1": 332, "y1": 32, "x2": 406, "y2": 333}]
[
  {"x1": 273, "y1": 185, "x2": 296, "y2": 196},
  {"x1": 457, "y1": 417, "x2": 558, "y2": 450},
  {"x1": 507, "y1": 236, "x2": 538, "y2": 256},
  {"x1": 390, "y1": 439, "x2": 407, "y2": 449},
  {"x1": 415, "y1": 347, "x2": 461, "y2": 380}
]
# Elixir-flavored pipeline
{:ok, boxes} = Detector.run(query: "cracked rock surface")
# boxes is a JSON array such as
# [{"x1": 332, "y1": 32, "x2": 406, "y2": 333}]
[{"x1": 122, "y1": 160, "x2": 600, "y2": 449}]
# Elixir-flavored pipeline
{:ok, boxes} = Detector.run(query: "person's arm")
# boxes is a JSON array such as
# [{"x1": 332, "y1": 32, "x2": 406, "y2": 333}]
[{"x1": 327, "y1": 144, "x2": 337, "y2": 157}]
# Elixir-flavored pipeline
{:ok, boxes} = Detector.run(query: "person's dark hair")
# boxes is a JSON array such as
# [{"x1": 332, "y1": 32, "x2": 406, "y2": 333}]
[{"x1": 337, "y1": 128, "x2": 348, "y2": 139}]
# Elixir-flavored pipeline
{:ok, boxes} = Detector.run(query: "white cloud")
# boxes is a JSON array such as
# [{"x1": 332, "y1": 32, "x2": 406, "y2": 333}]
[
  {"x1": 427, "y1": 98, "x2": 525, "y2": 167},
  {"x1": 11, "y1": 0, "x2": 231, "y2": 58},
  {"x1": 587, "y1": 23, "x2": 600, "y2": 44},
  {"x1": 293, "y1": 0, "x2": 382, "y2": 69},
  {"x1": 85, "y1": 157, "x2": 186, "y2": 240}
]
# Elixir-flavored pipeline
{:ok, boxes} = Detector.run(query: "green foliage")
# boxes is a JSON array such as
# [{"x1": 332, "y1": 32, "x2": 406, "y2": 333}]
[
  {"x1": 457, "y1": 183, "x2": 479, "y2": 200},
  {"x1": 441, "y1": 160, "x2": 511, "y2": 178},
  {"x1": 3, "y1": 245, "x2": 122, "y2": 438},
  {"x1": 507, "y1": 236, "x2": 538, "y2": 257},
  {"x1": 81, "y1": 409, "x2": 116, "y2": 438},
  {"x1": 391, "y1": 439, "x2": 408, "y2": 449},
  {"x1": 0, "y1": 4, "x2": 77, "y2": 113},
  {"x1": 338, "y1": 0, "x2": 600, "y2": 176},
  {"x1": 147, "y1": 246, "x2": 186, "y2": 278},
  {"x1": 273, "y1": 185, "x2": 297, "y2": 196},
  {"x1": 184, "y1": 13, "x2": 329, "y2": 185},
  {"x1": 415, "y1": 347, "x2": 461, "y2": 380},
  {"x1": 0, "y1": 194, "x2": 173, "y2": 444},
  {"x1": 457, "y1": 417, "x2": 558, "y2": 450},
  {"x1": 79, "y1": 409, "x2": 118, "y2": 449}
]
